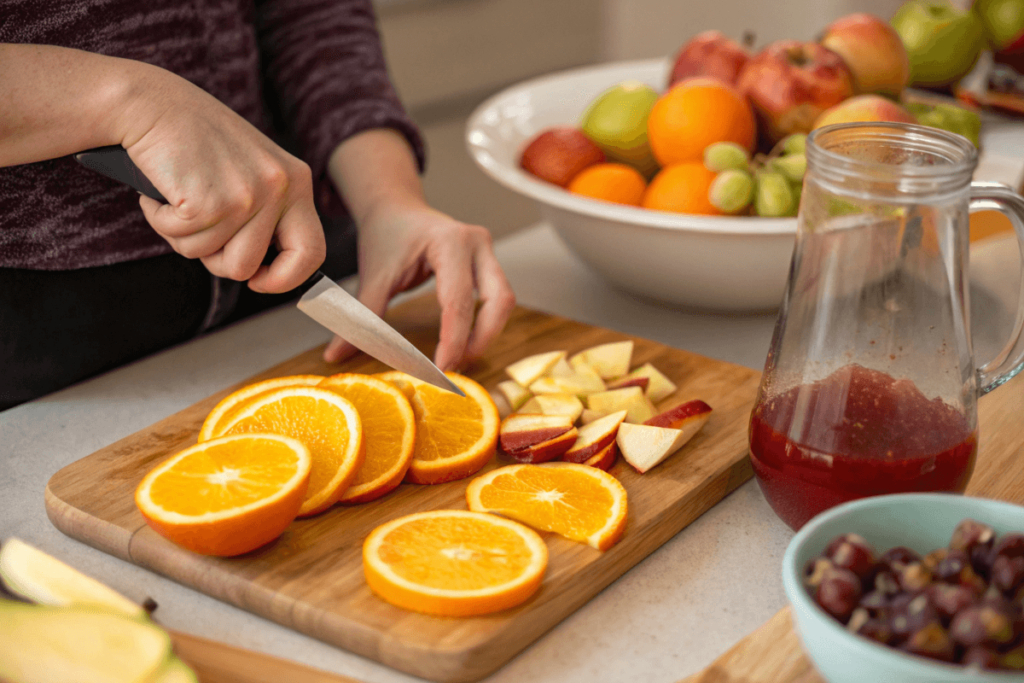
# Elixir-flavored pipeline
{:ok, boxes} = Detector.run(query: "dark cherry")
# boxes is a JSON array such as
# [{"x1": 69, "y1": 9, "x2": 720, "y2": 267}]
[
  {"x1": 961, "y1": 644, "x2": 1002, "y2": 670},
  {"x1": 848, "y1": 610, "x2": 893, "y2": 645},
  {"x1": 992, "y1": 555, "x2": 1024, "y2": 596},
  {"x1": 994, "y1": 533, "x2": 1024, "y2": 560},
  {"x1": 950, "y1": 519, "x2": 996, "y2": 555},
  {"x1": 970, "y1": 543, "x2": 995, "y2": 581},
  {"x1": 803, "y1": 556, "x2": 834, "y2": 589},
  {"x1": 901, "y1": 622, "x2": 955, "y2": 663},
  {"x1": 825, "y1": 533, "x2": 874, "y2": 558},
  {"x1": 889, "y1": 593, "x2": 939, "y2": 643},
  {"x1": 828, "y1": 537, "x2": 877, "y2": 580},
  {"x1": 949, "y1": 605, "x2": 1015, "y2": 648},
  {"x1": 924, "y1": 583, "x2": 976, "y2": 624},
  {"x1": 922, "y1": 548, "x2": 948, "y2": 572},
  {"x1": 934, "y1": 549, "x2": 986, "y2": 593},
  {"x1": 815, "y1": 566, "x2": 862, "y2": 623},
  {"x1": 859, "y1": 590, "x2": 890, "y2": 616},
  {"x1": 873, "y1": 570, "x2": 901, "y2": 597},
  {"x1": 880, "y1": 546, "x2": 921, "y2": 571}
]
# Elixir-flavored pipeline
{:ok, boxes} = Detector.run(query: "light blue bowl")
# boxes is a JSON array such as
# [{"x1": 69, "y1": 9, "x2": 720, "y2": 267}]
[{"x1": 782, "y1": 493, "x2": 1024, "y2": 683}]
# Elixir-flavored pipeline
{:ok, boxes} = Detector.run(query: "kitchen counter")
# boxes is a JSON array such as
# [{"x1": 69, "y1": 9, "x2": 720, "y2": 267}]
[{"x1": 1, "y1": 219, "x2": 1020, "y2": 683}]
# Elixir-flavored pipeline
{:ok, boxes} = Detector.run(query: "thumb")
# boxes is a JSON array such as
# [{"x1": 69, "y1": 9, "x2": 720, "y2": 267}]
[{"x1": 322, "y1": 276, "x2": 393, "y2": 363}]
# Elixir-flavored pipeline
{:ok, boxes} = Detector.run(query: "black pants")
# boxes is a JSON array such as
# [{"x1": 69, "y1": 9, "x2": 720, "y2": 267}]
[{"x1": 0, "y1": 219, "x2": 357, "y2": 412}]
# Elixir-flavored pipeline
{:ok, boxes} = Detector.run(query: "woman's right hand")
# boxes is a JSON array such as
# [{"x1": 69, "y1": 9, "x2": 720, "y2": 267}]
[{"x1": 116, "y1": 62, "x2": 325, "y2": 293}]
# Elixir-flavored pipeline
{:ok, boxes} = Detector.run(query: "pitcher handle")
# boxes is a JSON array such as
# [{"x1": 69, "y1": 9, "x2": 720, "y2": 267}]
[{"x1": 969, "y1": 181, "x2": 1024, "y2": 395}]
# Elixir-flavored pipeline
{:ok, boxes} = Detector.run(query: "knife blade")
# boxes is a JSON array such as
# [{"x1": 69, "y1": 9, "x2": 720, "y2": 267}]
[{"x1": 74, "y1": 145, "x2": 464, "y2": 397}]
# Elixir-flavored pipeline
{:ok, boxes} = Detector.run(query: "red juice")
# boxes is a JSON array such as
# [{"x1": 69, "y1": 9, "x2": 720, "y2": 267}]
[{"x1": 749, "y1": 364, "x2": 976, "y2": 530}]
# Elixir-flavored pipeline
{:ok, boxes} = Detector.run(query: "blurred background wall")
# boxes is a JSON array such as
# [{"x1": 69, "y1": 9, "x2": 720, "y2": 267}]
[{"x1": 372, "y1": 0, "x2": 907, "y2": 238}]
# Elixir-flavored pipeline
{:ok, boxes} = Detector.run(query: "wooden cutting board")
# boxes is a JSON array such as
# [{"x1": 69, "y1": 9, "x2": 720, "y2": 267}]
[
  {"x1": 45, "y1": 299, "x2": 761, "y2": 683},
  {"x1": 680, "y1": 370, "x2": 1024, "y2": 683}
]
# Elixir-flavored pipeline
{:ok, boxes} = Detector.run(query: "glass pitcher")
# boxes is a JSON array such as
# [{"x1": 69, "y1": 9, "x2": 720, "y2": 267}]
[{"x1": 749, "y1": 122, "x2": 1024, "y2": 531}]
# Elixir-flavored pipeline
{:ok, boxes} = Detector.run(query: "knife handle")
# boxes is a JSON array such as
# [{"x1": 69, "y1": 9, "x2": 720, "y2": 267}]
[{"x1": 74, "y1": 146, "x2": 167, "y2": 203}]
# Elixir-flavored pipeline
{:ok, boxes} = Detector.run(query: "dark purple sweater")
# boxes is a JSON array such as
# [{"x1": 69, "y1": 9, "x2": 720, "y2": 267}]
[{"x1": 0, "y1": 0, "x2": 425, "y2": 270}]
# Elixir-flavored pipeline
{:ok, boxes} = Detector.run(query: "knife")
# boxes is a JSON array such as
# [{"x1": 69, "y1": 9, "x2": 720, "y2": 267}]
[{"x1": 74, "y1": 145, "x2": 464, "y2": 397}]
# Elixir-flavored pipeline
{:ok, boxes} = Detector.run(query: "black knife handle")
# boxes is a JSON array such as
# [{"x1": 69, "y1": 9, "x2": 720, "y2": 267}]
[{"x1": 74, "y1": 146, "x2": 167, "y2": 203}]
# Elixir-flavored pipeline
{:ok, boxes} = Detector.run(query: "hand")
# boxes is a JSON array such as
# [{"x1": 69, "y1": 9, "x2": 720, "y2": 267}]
[
  {"x1": 118, "y1": 64, "x2": 325, "y2": 293},
  {"x1": 323, "y1": 201, "x2": 516, "y2": 370}
]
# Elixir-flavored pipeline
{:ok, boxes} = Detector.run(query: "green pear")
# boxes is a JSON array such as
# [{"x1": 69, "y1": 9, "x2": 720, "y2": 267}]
[
  {"x1": 891, "y1": 0, "x2": 986, "y2": 88},
  {"x1": 580, "y1": 81, "x2": 660, "y2": 177}
]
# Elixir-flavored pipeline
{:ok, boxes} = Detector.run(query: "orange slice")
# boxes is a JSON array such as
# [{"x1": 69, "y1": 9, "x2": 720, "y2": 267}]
[
  {"x1": 219, "y1": 386, "x2": 364, "y2": 517},
  {"x1": 375, "y1": 372, "x2": 499, "y2": 485},
  {"x1": 363, "y1": 510, "x2": 547, "y2": 617},
  {"x1": 135, "y1": 433, "x2": 311, "y2": 556},
  {"x1": 318, "y1": 373, "x2": 416, "y2": 504},
  {"x1": 198, "y1": 375, "x2": 325, "y2": 442},
  {"x1": 466, "y1": 463, "x2": 628, "y2": 550}
]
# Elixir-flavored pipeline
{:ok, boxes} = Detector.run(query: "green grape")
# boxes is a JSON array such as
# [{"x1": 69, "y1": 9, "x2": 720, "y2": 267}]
[
  {"x1": 703, "y1": 142, "x2": 750, "y2": 173},
  {"x1": 754, "y1": 172, "x2": 794, "y2": 217},
  {"x1": 781, "y1": 134, "x2": 807, "y2": 156},
  {"x1": 771, "y1": 154, "x2": 806, "y2": 183},
  {"x1": 708, "y1": 169, "x2": 754, "y2": 214}
]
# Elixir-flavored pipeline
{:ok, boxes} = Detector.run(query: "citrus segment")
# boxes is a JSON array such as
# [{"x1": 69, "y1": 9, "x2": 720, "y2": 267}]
[
  {"x1": 363, "y1": 510, "x2": 547, "y2": 616},
  {"x1": 198, "y1": 375, "x2": 325, "y2": 442},
  {"x1": 219, "y1": 386, "x2": 364, "y2": 517},
  {"x1": 466, "y1": 463, "x2": 628, "y2": 551},
  {"x1": 318, "y1": 373, "x2": 416, "y2": 504},
  {"x1": 376, "y1": 372, "x2": 499, "y2": 484},
  {"x1": 135, "y1": 433, "x2": 311, "y2": 556}
]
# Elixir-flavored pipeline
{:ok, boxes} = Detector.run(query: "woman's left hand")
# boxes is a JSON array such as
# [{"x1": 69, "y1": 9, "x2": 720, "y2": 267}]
[{"x1": 323, "y1": 200, "x2": 515, "y2": 370}]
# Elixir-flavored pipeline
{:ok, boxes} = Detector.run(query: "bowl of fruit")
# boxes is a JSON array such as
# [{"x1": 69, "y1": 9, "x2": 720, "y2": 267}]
[
  {"x1": 466, "y1": 13, "x2": 983, "y2": 312},
  {"x1": 783, "y1": 493, "x2": 1024, "y2": 681}
]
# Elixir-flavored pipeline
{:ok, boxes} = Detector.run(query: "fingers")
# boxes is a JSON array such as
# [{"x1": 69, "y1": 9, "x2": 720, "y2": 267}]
[
  {"x1": 432, "y1": 230, "x2": 482, "y2": 371},
  {"x1": 247, "y1": 175, "x2": 325, "y2": 294},
  {"x1": 463, "y1": 244, "x2": 516, "y2": 361}
]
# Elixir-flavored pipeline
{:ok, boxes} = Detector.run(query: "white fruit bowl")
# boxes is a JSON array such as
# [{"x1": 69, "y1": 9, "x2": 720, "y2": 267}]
[{"x1": 465, "y1": 58, "x2": 798, "y2": 312}]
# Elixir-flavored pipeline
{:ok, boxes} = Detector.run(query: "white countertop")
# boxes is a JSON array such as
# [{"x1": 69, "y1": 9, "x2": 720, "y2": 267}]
[{"x1": 1, "y1": 219, "x2": 1020, "y2": 683}]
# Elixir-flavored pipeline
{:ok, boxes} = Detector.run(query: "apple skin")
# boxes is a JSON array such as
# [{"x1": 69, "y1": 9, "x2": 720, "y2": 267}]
[
  {"x1": 506, "y1": 428, "x2": 578, "y2": 464},
  {"x1": 644, "y1": 400, "x2": 713, "y2": 429},
  {"x1": 976, "y1": 0, "x2": 1024, "y2": 50},
  {"x1": 499, "y1": 413, "x2": 574, "y2": 453},
  {"x1": 669, "y1": 30, "x2": 751, "y2": 88},
  {"x1": 813, "y1": 94, "x2": 918, "y2": 129},
  {"x1": 736, "y1": 40, "x2": 854, "y2": 145},
  {"x1": 520, "y1": 128, "x2": 605, "y2": 188},
  {"x1": 820, "y1": 13, "x2": 910, "y2": 96},
  {"x1": 582, "y1": 441, "x2": 618, "y2": 471},
  {"x1": 890, "y1": 0, "x2": 986, "y2": 88}
]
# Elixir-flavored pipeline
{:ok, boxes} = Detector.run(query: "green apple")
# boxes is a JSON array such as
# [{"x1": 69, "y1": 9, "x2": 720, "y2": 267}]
[
  {"x1": 891, "y1": 0, "x2": 986, "y2": 87},
  {"x1": 975, "y1": 0, "x2": 1024, "y2": 51},
  {"x1": 580, "y1": 81, "x2": 660, "y2": 177}
]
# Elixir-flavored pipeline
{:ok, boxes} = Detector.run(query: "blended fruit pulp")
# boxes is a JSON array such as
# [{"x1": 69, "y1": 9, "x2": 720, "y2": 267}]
[{"x1": 749, "y1": 364, "x2": 976, "y2": 530}]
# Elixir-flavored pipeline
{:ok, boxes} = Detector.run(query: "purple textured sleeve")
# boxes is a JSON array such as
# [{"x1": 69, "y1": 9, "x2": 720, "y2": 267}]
[{"x1": 254, "y1": 0, "x2": 426, "y2": 209}]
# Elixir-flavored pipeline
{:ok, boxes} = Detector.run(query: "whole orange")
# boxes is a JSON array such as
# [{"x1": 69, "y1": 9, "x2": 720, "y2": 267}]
[
  {"x1": 647, "y1": 78, "x2": 756, "y2": 166},
  {"x1": 641, "y1": 162, "x2": 722, "y2": 215},
  {"x1": 567, "y1": 163, "x2": 647, "y2": 206}
]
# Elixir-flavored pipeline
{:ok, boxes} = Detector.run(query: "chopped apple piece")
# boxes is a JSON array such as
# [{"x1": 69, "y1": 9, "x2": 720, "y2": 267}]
[
  {"x1": 644, "y1": 399, "x2": 713, "y2": 444},
  {"x1": 562, "y1": 410, "x2": 627, "y2": 463},
  {"x1": 582, "y1": 440, "x2": 618, "y2": 471},
  {"x1": 586, "y1": 386, "x2": 656, "y2": 424},
  {"x1": 499, "y1": 413, "x2": 574, "y2": 453},
  {"x1": 580, "y1": 408, "x2": 605, "y2": 425},
  {"x1": 529, "y1": 371, "x2": 606, "y2": 398},
  {"x1": 547, "y1": 356, "x2": 576, "y2": 378},
  {"x1": 507, "y1": 427, "x2": 578, "y2": 464},
  {"x1": 569, "y1": 341, "x2": 634, "y2": 380},
  {"x1": 505, "y1": 350, "x2": 567, "y2": 387},
  {"x1": 519, "y1": 393, "x2": 584, "y2": 423},
  {"x1": 497, "y1": 380, "x2": 532, "y2": 412},
  {"x1": 616, "y1": 422, "x2": 693, "y2": 473},
  {"x1": 606, "y1": 375, "x2": 650, "y2": 392},
  {"x1": 623, "y1": 363, "x2": 678, "y2": 403}
]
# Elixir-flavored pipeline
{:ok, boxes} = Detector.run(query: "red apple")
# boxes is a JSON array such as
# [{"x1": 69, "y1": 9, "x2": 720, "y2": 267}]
[
  {"x1": 562, "y1": 410, "x2": 627, "y2": 464},
  {"x1": 737, "y1": 40, "x2": 854, "y2": 145},
  {"x1": 507, "y1": 428, "x2": 578, "y2": 464},
  {"x1": 499, "y1": 413, "x2": 574, "y2": 453},
  {"x1": 669, "y1": 30, "x2": 752, "y2": 88},
  {"x1": 644, "y1": 399, "x2": 713, "y2": 429},
  {"x1": 519, "y1": 128, "x2": 605, "y2": 188},
  {"x1": 820, "y1": 13, "x2": 910, "y2": 96},
  {"x1": 813, "y1": 94, "x2": 917, "y2": 130},
  {"x1": 606, "y1": 375, "x2": 650, "y2": 392}
]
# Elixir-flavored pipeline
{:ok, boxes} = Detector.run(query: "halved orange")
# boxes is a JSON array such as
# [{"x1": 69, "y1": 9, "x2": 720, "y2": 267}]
[
  {"x1": 375, "y1": 372, "x2": 499, "y2": 485},
  {"x1": 363, "y1": 510, "x2": 547, "y2": 617},
  {"x1": 318, "y1": 374, "x2": 416, "y2": 504},
  {"x1": 219, "y1": 386, "x2": 364, "y2": 517},
  {"x1": 135, "y1": 433, "x2": 311, "y2": 556},
  {"x1": 466, "y1": 463, "x2": 628, "y2": 551},
  {"x1": 198, "y1": 375, "x2": 325, "y2": 442}
]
